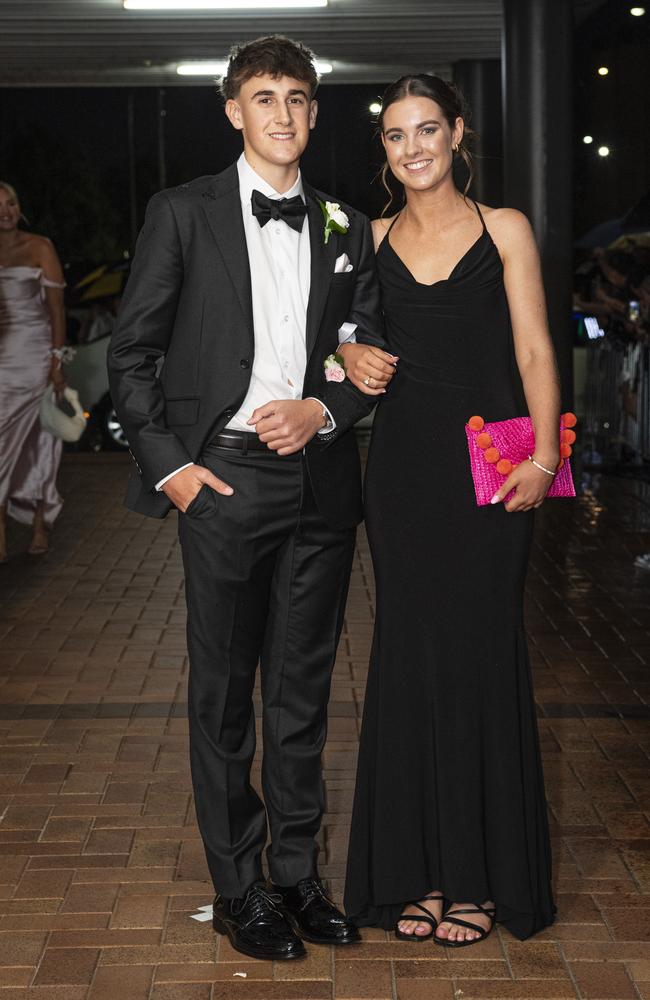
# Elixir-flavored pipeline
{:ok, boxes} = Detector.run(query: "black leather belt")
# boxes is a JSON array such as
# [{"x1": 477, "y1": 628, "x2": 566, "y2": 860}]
[{"x1": 210, "y1": 431, "x2": 268, "y2": 453}]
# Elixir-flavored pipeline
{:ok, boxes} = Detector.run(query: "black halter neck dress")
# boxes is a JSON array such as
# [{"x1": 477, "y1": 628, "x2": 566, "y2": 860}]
[{"x1": 344, "y1": 205, "x2": 555, "y2": 941}]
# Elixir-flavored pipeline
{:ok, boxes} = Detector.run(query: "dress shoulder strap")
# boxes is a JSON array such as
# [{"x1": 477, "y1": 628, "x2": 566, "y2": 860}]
[
  {"x1": 473, "y1": 201, "x2": 487, "y2": 232},
  {"x1": 386, "y1": 212, "x2": 401, "y2": 235}
]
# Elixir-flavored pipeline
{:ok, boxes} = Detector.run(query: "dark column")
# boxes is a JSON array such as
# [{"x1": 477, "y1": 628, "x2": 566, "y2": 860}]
[
  {"x1": 453, "y1": 59, "x2": 503, "y2": 207},
  {"x1": 157, "y1": 87, "x2": 167, "y2": 191},
  {"x1": 502, "y1": 0, "x2": 574, "y2": 406},
  {"x1": 126, "y1": 91, "x2": 138, "y2": 252}
]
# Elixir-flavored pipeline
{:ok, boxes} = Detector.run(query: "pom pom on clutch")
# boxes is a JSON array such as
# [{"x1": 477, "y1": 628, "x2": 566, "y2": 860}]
[{"x1": 465, "y1": 413, "x2": 576, "y2": 506}]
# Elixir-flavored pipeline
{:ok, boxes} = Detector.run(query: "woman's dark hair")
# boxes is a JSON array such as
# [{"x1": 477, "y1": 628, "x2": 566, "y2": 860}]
[
  {"x1": 376, "y1": 74, "x2": 475, "y2": 214},
  {"x1": 220, "y1": 35, "x2": 319, "y2": 101},
  {"x1": 603, "y1": 249, "x2": 633, "y2": 278}
]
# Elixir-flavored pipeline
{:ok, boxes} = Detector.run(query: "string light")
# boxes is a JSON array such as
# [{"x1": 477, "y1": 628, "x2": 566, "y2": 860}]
[
  {"x1": 598, "y1": 146, "x2": 610, "y2": 157},
  {"x1": 630, "y1": 7, "x2": 645, "y2": 15},
  {"x1": 583, "y1": 135, "x2": 593, "y2": 144},
  {"x1": 597, "y1": 66, "x2": 609, "y2": 76},
  {"x1": 369, "y1": 102, "x2": 382, "y2": 114}
]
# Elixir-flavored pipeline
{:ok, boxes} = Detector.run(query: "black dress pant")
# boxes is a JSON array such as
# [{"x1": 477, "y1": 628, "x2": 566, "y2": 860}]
[{"x1": 178, "y1": 442, "x2": 356, "y2": 898}]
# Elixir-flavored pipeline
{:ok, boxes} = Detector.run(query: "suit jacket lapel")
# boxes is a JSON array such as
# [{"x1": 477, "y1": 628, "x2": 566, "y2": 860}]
[
  {"x1": 201, "y1": 165, "x2": 254, "y2": 346},
  {"x1": 304, "y1": 186, "x2": 338, "y2": 359}
]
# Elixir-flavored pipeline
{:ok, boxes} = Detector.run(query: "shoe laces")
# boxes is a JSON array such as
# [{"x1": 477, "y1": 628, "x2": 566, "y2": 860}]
[
  {"x1": 298, "y1": 877, "x2": 331, "y2": 909},
  {"x1": 235, "y1": 884, "x2": 284, "y2": 925}
]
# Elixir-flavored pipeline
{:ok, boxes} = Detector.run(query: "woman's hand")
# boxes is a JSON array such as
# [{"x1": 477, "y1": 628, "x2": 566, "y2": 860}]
[
  {"x1": 338, "y1": 343, "x2": 399, "y2": 396},
  {"x1": 49, "y1": 358, "x2": 66, "y2": 395},
  {"x1": 491, "y1": 456, "x2": 558, "y2": 512}
]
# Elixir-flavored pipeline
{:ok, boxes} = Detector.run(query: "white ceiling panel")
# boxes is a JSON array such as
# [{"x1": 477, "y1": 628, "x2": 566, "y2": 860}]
[
  {"x1": 0, "y1": 0, "x2": 502, "y2": 85},
  {"x1": 0, "y1": 0, "x2": 605, "y2": 86}
]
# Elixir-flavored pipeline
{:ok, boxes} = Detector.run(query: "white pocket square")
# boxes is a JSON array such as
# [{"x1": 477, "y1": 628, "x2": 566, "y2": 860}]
[{"x1": 334, "y1": 253, "x2": 354, "y2": 274}]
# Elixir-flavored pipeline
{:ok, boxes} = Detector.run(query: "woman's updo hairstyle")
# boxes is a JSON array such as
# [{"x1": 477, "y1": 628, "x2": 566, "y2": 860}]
[{"x1": 377, "y1": 74, "x2": 475, "y2": 214}]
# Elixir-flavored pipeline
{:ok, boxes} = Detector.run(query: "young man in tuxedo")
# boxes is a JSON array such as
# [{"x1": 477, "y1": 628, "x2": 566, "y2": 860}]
[{"x1": 108, "y1": 35, "x2": 391, "y2": 961}]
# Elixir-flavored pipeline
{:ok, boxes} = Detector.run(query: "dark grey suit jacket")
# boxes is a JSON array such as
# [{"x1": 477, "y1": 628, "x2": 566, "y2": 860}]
[{"x1": 107, "y1": 162, "x2": 385, "y2": 529}]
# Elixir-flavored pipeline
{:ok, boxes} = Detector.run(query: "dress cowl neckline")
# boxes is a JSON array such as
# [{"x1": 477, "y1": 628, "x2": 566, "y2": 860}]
[{"x1": 379, "y1": 225, "x2": 502, "y2": 294}]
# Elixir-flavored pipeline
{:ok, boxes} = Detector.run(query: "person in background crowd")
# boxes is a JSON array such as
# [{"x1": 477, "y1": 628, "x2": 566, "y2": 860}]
[
  {"x1": 574, "y1": 246, "x2": 649, "y2": 341},
  {"x1": 0, "y1": 181, "x2": 66, "y2": 561}
]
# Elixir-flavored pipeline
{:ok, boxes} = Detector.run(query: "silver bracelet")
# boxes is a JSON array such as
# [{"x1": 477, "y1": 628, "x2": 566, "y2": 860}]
[
  {"x1": 528, "y1": 455, "x2": 556, "y2": 477},
  {"x1": 51, "y1": 346, "x2": 76, "y2": 364}
]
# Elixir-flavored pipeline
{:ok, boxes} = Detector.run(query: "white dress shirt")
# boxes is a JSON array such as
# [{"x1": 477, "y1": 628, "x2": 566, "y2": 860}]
[
  {"x1": 156, "y1": 153, "x2": 352, "y2": 491},
  {"x1": 228, "y1": 153, "x2": 313, "y2": 432}
]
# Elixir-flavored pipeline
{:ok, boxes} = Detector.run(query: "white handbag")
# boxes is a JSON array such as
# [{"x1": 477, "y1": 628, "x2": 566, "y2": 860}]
[{"x1": 39, "y1": 385, "x2": 87, "y2": 442}]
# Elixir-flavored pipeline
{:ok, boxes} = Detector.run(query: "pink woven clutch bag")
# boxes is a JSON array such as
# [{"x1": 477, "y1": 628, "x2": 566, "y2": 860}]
[{"x1": 465, "y1": 412, "x2": 577, "y2": 507}]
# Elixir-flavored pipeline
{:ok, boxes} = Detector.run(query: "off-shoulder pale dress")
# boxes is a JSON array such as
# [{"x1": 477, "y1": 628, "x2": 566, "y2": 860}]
[{"x1": 0, "y1": 266, "x2": 65, "y2": 525}]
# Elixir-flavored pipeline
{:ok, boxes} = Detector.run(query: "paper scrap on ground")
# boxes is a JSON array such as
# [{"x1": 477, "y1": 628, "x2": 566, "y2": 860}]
[{"x1": 190, "y1": 904, "x2": 214, "y2": 922}]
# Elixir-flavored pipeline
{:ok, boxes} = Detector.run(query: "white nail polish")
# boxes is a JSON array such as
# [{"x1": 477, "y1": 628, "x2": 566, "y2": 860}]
[{"x1": 490, "y1": 494, "x2": 500, "y2": 504}]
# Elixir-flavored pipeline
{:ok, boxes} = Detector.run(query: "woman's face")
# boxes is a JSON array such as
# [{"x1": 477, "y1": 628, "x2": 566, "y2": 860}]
[
  {"x1": 381, "y1": 96, "x2": 463, "y2": 194},
  {"x1": 0, "y1": 187, "x2": 20, "y2": 233}
]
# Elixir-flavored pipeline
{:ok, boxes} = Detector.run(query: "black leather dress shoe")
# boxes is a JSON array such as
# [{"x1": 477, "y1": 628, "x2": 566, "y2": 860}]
[
  {"x1": 212, "y1": 883, "x2": 306, "y2": 961},
  {"x1": 274, "y1": 877, "x2": 361, "y2": 945}
]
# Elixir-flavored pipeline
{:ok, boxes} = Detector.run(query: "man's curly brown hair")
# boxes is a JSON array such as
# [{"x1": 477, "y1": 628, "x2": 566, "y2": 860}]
[{"x1": 220, "y1": 35, "x2": 319, "y2": 101}]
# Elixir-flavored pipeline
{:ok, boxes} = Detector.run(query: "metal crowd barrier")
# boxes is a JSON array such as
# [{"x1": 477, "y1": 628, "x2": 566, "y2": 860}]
[{"x1": 582, "y1": 339, "x2": 650, "y2": 465}]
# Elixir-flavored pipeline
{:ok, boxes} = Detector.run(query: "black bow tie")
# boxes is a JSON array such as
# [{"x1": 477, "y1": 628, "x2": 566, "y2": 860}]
[{"x1": 251, "y1": 189, "x2": 307, "y2": 234}]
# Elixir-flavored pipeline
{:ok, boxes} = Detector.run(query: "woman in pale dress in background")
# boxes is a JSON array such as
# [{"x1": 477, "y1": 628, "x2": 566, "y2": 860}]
[{"x1": 0, "y1": 182, "x2": 67, "y2": 561}]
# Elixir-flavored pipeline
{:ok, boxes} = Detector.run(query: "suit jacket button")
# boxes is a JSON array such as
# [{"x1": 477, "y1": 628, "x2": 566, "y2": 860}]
[{"x1": 240, "y1": 359, "x2": 250, "y2": 369}]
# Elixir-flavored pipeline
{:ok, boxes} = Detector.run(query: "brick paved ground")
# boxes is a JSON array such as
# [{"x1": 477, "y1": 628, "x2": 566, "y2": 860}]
[{"x1": 1, "y1": 452, "x2": 649, "y2": 1000}]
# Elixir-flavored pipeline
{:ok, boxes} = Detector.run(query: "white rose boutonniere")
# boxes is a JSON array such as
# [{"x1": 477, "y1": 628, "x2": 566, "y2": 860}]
[{"x1": 319, "y1": 200, "x2": 350, "y2": 245}]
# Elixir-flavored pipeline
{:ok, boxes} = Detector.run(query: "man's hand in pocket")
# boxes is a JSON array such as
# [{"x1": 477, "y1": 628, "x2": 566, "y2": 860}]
[{"x1": 161, "y1": 464, "x2": 234, "y2": 512}]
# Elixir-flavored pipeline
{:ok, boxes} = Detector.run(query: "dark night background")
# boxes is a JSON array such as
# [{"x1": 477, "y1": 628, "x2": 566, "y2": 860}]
[{"x1": 0, "y1": 0, "x2": 648, "y2": 267}]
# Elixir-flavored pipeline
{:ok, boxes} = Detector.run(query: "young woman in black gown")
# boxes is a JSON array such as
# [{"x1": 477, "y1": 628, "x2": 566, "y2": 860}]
[{"x1": 339, "y1": 75, "x2": 559, "y2": 946}]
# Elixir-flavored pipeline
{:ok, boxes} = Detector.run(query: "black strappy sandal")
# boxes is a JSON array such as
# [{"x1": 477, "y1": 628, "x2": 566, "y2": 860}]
[
  {"x1": 394, "y1": 893, "x2": 445, "y2": 942},
  {"x1": 434, "y1": 901, "x2": 496, "y2": 948}
]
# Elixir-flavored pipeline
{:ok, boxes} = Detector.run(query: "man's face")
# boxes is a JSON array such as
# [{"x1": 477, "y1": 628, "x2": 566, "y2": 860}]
[{"x1": 225, "y1": 73, "x2": 318, "y2": 173}]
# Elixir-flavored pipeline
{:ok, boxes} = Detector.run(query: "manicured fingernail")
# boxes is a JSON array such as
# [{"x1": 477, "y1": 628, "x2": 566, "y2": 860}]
[{"x1": 490, "y1": 494, "x2": 500, "y2": 504}]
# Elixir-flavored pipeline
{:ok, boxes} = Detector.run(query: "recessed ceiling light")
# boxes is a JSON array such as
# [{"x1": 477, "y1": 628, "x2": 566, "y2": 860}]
[
  {"x1": 125, "y1": 0, "x2": 327, "y2": 8},
  {"x1": 369, "y1": 102, "x2": 382, "y2": 115},
  {"x1": 177, "y1": 60, "x2": 332, "y2": 75},
  {"x1": 598, "y1": 145, "x2": 610, "y2": 157},
  {"x1": 583, "y1": 135, "x2": 593, "y2": 144},
  {"x1": 176, "y1": 62, "x2": 227, "y2": 75},
  {"x1": 597, "y1": 66, "x2": 609, "y2": 76}
]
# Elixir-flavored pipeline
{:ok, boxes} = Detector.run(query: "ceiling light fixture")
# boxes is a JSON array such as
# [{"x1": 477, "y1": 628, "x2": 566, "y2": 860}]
[
  {"x1": 630, "y1": 6, "x2": 645, "y2": 15},
  {"x1": 125, "y1": 1, "x2": 327, "y2": 8},
  {"x1": 177, "y1": 60, "x2": 332, "y2": 75},
  {"x1": 597, "y1": 66, "x2": 609, "y2": 76},
  {"x1": 369, "y1": 102, "x2": 382, "y2": 114},
  {"x1": 582, "y1": 135, "x2": 593, "y2": 144},
  {"x1": 598, "y1": 145, "x2": 610, "y2": 157}
]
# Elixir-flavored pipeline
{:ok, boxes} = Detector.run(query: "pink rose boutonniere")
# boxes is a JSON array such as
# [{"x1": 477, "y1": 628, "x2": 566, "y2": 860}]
[{"x1": 324, "y1": 353, "x2": 346, "y2": 382}]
